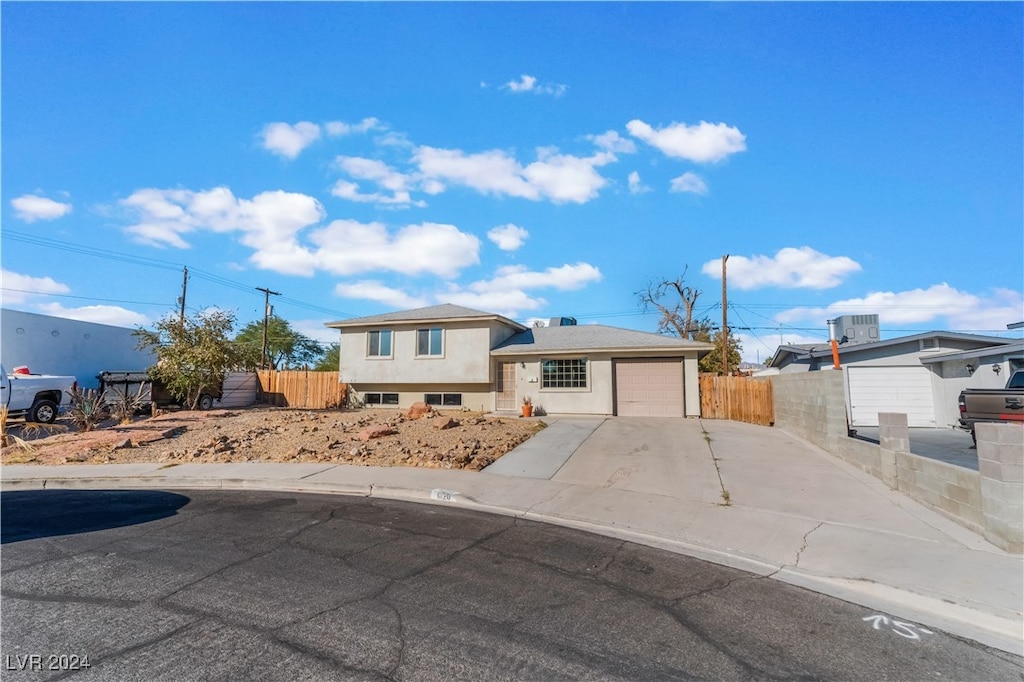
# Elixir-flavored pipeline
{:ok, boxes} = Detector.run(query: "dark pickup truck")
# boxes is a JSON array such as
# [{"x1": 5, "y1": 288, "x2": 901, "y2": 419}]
[{"x1": 957, "y1": 369, "x2": 1024, "y2": 443}]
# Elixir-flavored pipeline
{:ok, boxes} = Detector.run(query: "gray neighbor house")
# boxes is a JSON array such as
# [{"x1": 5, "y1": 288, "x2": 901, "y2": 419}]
[
  {"x1": 766, "y1": 315, "x2": 1023, "y2": 428},
  {"x1": 326, "y1": 304, "x2": 713, "y2": 417}
]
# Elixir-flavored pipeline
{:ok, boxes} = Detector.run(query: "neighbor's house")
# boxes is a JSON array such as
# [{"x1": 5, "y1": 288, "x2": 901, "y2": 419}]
[
  {"x1": 325, "y1": 304, "x2": 713, "y2": 417},
  {"x1": 766, "y1": 315, "x2": 1021, "y2": 428}
]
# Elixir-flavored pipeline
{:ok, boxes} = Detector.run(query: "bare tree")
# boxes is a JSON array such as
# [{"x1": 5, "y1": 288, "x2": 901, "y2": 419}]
[{"x1": 636, "y1": 267, "x2": 702, "y2": 339}]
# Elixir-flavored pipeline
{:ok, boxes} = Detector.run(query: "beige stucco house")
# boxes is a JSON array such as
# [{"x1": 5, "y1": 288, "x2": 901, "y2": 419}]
[{"x1": 325, "y1": 304, "x2": 712, "y2": 417}]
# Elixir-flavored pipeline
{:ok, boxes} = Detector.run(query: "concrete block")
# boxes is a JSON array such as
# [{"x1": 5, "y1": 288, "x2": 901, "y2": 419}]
[
  {"x1": 954, "y1": 468, "x2": 980, "y2": 490},
  {"x1": 980, "y1": 477, "x2": 1006, "y2": 503},
  {"x1": 978, "y1": 458, "x2": 1002, "y2": 480},
  {"x1": 946, "y1": 484, "x2": 972, "y2": 504},
  {"x1": 938, "y1": 495, "x2": 963, "y2": 517},
  {"x1": 999, "y1": 463, "x2": 1024, "y2": 484}
]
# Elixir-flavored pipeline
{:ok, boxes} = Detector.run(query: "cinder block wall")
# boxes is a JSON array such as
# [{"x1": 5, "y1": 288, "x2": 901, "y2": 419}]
[
  {"x1": 977, "y1": 423, "x2": 1024, "y2": 553},
  {"x1": 773, "y1": 372, "x2": 1021, "y2": 553}
]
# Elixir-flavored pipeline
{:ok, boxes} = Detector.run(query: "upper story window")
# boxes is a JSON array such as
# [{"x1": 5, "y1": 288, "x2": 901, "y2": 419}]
[
  {"x1": 542, "y1": 358, "x2": 587, "y2": 389},
  {"x1": 367, "y1": 330, "x2": 392, "y2": 357},
  {"x1": 416, "y1": 327, "x2": 443, "y2": 356}
]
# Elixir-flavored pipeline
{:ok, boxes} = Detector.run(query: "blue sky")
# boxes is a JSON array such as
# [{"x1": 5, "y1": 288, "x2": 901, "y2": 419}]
[{"x1": 3, "y1": 2, "x2": 1022, "y2": 363}]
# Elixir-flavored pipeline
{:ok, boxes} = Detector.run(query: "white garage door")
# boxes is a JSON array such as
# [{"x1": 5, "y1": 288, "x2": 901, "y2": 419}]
[
  {"x1": 847, "y1": 366, "x2": 936, "y2": 427},
  {"x1": 614, "y1": 360, "x2": 683, "y2": 417}
]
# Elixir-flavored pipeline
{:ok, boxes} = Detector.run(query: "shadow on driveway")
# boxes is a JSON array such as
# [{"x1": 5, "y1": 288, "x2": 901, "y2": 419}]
[{"x1": 1, "y1": 489, "x2": 190, "y2": 544}]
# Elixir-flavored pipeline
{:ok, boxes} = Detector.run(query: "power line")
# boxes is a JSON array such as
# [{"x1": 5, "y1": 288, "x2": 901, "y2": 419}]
[
  {"x1": 2, "y1": 228, "x2": 354, "y2": 319},
  {"x1": 1, "y1": 288, "x2": 170, "y2": 307}
]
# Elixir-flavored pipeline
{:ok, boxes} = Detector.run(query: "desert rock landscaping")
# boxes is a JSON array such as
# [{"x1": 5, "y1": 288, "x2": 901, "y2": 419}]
[{"x1": 1, "y1": 405, "x2": 545, "y2": 471}]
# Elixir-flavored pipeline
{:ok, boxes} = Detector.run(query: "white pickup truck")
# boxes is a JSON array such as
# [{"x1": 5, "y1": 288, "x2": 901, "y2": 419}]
[{"x1": 0, "y1": 364, "x2": 77, "y2": 423}]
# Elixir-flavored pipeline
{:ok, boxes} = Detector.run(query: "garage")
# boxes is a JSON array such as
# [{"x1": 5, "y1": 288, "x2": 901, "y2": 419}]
[
  {"x1": 614, "y1": 359, "x2": 684, "y2": 417},
  {"x1": 847, "y1": 366, "x2": 936, "y2": 427}
]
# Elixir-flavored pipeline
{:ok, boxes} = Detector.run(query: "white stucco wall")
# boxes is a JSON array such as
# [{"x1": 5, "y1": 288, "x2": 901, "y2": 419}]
[
  {"x1": 339, "y1": 320, "x2": 512, "y2": 385},
  {"x1": 1, "y1": 309, "x2": 155, "y2": 388}
]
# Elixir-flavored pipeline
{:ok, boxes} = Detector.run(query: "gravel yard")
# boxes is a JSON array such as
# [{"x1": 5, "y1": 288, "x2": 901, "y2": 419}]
[{"x1": 1, "y1": 406, "x2": 545, "y2": 471}]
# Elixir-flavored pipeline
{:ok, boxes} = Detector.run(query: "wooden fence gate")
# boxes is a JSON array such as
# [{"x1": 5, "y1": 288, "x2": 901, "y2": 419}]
[
  {"x1": 256, "y1": 370, "x2": 348, "y2": 409},
  {"x1": 699, "y1": 375, "x2": 774, "y2": 426}
]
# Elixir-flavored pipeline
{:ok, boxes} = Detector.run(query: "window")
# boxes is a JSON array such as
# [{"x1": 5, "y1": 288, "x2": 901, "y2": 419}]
[
  {"x1": 920, "y1": 338, "x2": 940, "y2": 352},
  {"x1": 541, "y1": 358, "x2": 587, "y2": 389},
  {"x1": 364, "y1": 392, "x2": 399, "y2": 405},
  {"x1": 416, "y1": 328, "x2": 443, "y2": 356},
  {"x1": 368, "y1": 330, "x2": 392, "y2": 357},
  {"x1": 424, "y1": 393, "x2": 462, "y2": 406}
]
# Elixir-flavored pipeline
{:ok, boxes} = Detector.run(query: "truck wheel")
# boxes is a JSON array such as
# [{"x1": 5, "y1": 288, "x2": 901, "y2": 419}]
[
  {"x1": 198, "y1": 394, "x2": 214, "y2": 411},
  {"x1": 29, "y1": 399, "x2": 58, "y2": 424}
]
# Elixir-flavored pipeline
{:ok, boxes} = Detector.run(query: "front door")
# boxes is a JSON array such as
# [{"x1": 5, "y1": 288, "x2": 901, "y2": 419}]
[{"x1": 495, "y1": 361, "x2": 516, "y2": 411}]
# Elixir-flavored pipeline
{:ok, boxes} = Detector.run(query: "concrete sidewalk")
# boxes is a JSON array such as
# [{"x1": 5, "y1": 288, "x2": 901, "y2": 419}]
[{"x1": 2, "y1": 418, "x2": 1021, "y2": 656}]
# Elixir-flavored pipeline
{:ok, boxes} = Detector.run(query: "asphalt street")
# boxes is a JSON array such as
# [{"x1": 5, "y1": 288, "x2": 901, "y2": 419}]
[{"x1": 1, "y1": 489, "x2": 1021, "y2": 681}]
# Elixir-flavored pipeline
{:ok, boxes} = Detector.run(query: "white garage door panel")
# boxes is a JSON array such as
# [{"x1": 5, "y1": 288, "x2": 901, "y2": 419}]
[
  {"x1": 614, "y1": 360, "x2": 683, "y2": 417},
  {"x1": 848, "y1": 366, "x2": 935, "y2": 427}
]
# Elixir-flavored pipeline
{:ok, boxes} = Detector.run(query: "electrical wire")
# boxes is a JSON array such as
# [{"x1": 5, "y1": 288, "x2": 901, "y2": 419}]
[{"x1": 2, "y1": 228, "x2": 355, "y2": 319}]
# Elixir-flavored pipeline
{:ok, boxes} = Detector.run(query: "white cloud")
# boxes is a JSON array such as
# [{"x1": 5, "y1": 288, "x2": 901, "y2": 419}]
[
  {"x1": 331, "y1": 156, "x2": 424, "y2": 207},
  {"x1": 121, "y1": 186, "x2": 325, "y2": 274},
  {"x1": 325, "y1": 117, "x2": 381, "y2": 137},
  {"x1": 702, "y1": 247, "x2": 862, "y2": 290},
  {"x1": 440, "y1": 262, "x2": 602, "y2": 318},
  {"x1": 670, "y1": 172, "x2": 709, "y2": 195},
  {"x1": 503, "y1": 74, "x2": 567, "y2": 97},
  {"x1": 477, "y1": 263, "x2": 602, "y2": 292},
  {"x1": 414, "y1": 145, "x2": 612, "y2": 204},
  {"x1": 487, "y1": 224, "x2": 529, "y2": 251},
  {"x1": 260, "y1": 121, "x2": 321, "y2": 159},
  {"x1": 333, "y1": 281, "x2": 428, "y2": 309},
  {"x1": 11, "y1": 195, "x2": 73, "y2": 222},
  {"x1": 311, "y1": 220, "x2": 480, "y2": 279},
  {"x1": 290, "y1": 319, "x2": 340, "y2": 345},
  {"x1": 442, "y1": 288, "x2": 546, "y2": 318},
  {"x1": 506, "y1": 74, "x2": 537, "y2": 92},
  {"x1": 591, "y1": 130, "x2": 636, "y2": 154},
  {"x1": 627, "y1": 119, "x2": 747, "y2": 163},
  {"x1": 628, "y1": 171, "x2": 651, "y2": 195},
  {"x1": 776, "y1": 284, "x2": 1024, "y2": 328},
  {"x1": 36, "y1": 302, "x2": 148, "y2": 328},
  {"x1": 1, "y1": 269, "x2": 71, "y2": 303}
]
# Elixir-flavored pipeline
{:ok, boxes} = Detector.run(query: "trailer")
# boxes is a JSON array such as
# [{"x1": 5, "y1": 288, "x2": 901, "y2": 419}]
[{"x1": 97, "y1": 371, "x2": 222, "y2": 411}]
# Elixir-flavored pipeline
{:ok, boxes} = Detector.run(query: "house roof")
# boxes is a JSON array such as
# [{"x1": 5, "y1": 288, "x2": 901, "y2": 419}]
[
  {"x1": 325, "y1": 303, "x2": 527, "y2": 331},
  {"x1": 769, "y1": 331, "x2": 1018, "y2": 366},
  {"x1": 919, "y1": 340, "x2": 1024, "y2": 364},
  {"x1": 491, "y1": 324, "x2": 714, "y2": 356}
]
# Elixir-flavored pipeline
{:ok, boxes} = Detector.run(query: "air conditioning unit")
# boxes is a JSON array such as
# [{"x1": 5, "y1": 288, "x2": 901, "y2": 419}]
[
  {"x1": 834, "y1": 314, "x2": 879, "y2": 345},
  {"x1": 548, "y1": 317, "x2": 577, "y2": 327}
]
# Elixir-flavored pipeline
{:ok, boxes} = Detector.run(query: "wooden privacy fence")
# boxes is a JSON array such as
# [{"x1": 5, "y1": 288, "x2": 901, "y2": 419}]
[
  {"x1": 256, "y1": 370, "x2": 348, "y2": 409},
  {"x1": 700, "y1": 375, "x2": 775, "y2": 426}
]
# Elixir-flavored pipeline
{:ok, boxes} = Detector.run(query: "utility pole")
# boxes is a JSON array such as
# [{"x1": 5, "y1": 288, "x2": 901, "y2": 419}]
[
  {"x1": 178, "y1": 266, "x2": 188, "y2": 322},
  {"x1": 721, "y1": 254, "x2": 729, "y2": 375},
  {"x1": 256, "y1": 287, "x2": 281, "y2": 370}
]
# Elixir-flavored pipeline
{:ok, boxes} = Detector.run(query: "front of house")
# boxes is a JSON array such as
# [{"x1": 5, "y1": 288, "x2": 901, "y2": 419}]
[{"x1": 325, "y1": 304, "x2": 713, "y2": 417}]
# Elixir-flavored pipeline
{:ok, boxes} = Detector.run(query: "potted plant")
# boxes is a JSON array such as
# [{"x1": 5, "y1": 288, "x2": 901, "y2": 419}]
[{"x1": 521, "y1": 396, "x2": 533, "y2": 418}]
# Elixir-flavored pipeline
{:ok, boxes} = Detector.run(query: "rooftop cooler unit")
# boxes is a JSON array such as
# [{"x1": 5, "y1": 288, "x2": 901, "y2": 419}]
[{"x1": 834, "y1": 314, "x2": 879, "y2": 345}]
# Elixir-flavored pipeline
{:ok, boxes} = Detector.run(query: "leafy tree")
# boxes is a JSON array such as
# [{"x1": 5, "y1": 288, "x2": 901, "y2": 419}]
[
  {"x1": 234, "y1": 316, "x2": 324, "y2": 370},
  {"x1": 134, "y1": 310, "x2": 245, "y2": 409},
  {"x1": 314, "y1": 343, "x2": 340, "y2": 372},
  {"x1": 692, "y1": 320, "x2": 743, "y2": 374}
]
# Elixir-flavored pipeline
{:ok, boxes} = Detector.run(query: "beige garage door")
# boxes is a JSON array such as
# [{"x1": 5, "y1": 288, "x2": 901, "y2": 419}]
[{"x1": 614, "y1": 359, "x2": 684, "y2": 417}]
